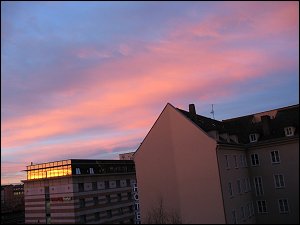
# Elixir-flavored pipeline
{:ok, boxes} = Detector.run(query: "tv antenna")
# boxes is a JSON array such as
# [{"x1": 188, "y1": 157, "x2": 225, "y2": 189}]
[{"x1": 210, "y1": 104, "x2": 215, "y2": 119}]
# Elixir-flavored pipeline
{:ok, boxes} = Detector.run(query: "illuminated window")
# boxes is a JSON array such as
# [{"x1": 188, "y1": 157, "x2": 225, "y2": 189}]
[{"x1": 76, "y1": 168, "x2": 81, "y2": 175}]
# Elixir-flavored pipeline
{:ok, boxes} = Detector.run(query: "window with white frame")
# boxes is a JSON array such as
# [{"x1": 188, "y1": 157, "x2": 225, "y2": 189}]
[
  {"x1": 278, "y1": 199, "x2": 289, "y2": 213},
  {"x1": 251, "y1": 153, "x2": 259, "y2": 166},
  {"x1": 254, "y1": 177, "x2": 264, "y2": 196},
  {"x1": 271, "y1": 150, "x2": 280, "y2": 164},
  {"x1": 225, "y1": 155, "x2": 230, "y2": 169},
  {"x1": 274, "y1": 174, "x2": 285, "y2": 188},
  {"x1": 228, "y1": 182, "x2": 233, "y2": 197},
  {"x1": 257, "y1": 200, "x2": 267, "y2": 213},
  {"x1": 284, "y1": 127, "x2": 295, "y2": 137},
  {"x1": 234, "y1": 155, "x2": 238, "y2": 168},
  {"x1": 249, "y1": 133, "x2": 258, "y2": 142}
]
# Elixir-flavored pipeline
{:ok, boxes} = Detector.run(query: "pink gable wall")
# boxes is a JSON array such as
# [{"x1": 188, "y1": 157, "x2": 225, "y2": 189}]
[{"x1": 134, "y1": 103, "x2": 225, "y2": 223}]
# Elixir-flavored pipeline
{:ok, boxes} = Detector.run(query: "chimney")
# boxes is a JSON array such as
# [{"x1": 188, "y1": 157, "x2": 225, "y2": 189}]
[
  {"x1": 189, "y1": 104, "x2": 197, "y2": 121},
  {"x1": 189, "y1": 104, "x2": 196, "y2": 115},
  {"x1": 261, "y1": 115, "x2": 271, "y2": 136}
]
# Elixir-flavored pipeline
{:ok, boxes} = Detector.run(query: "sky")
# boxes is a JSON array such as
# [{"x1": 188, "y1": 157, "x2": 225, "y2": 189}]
[{"x1": 1, "y1": 1, "x2": 299, "y2": 184}]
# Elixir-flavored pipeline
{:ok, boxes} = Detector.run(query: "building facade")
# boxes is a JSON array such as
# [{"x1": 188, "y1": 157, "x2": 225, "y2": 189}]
[
  {"x1": 23, "y1": 159, "x2": 137, "y2": 224},
  {"x1": 134, "y1": 103, "x2": 299, "y2": 224}
]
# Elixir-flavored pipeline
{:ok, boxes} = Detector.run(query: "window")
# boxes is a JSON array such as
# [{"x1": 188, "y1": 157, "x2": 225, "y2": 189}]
[
  {"x1": 127, "y1": 192, "x2": 132, "y2": 200},
  {"x1": 251, "y1": 154, "x2": 259, "y2": 166},
  {"x1": 89, "y1": 168, "x2": 94, "y2": 174},
  {"x1": 225, "y1": 155, "x2": 230, "y2": 169},
  {"x1": 271, "y1": 150, "x2": 280, "y2": 164},
  {"x1": 249, "y1": 133, "x2": 258, "y2": 142},
  {"x1": 254, "y1": 177, "x2": 264, "y2": 196},
  {"x1": 242, "y1": 178, "x2": 247, "y2": 193},
  {"x1": 232, "y1": 210, "x2": 237, "y2": 224},
  {"x1": 237, "y1": 180, "x2": 242, "y2": 194},
  {"x1": 105, "y1": 181, "x2": 109, "y2": 189},
  {"x1": 240, "y1": 155, "x2": 248, "y2": 167},
  {"x1": 79, "y1": 198, "x2": 85, "y2": 208},
  {"x1": 278, "y1": 199, "x2": 289, "y2": 213},
  {"x1": 117, "y1": 193, "x2": 122, "y2": 202},
  {"x1": 246, "y1": 203, "x2": 250, "y2": 218},
  {"x1": 257, "y1": 200, "x2": 268, "y2": 213},
  {"x1": 241, "y1": 206, "x2": 245, "y2": 220},
  {"x1": 119, "y1": 207, "x2": 124, "y2": 215},
  {"x1": 245, "y1": 178, "x2": 251, "y2": 192},
  {"x1": 79, "y1": 215, "x2": 86, "y2": 224},
  {"x1": 93, "y1": 197, "x2": 98, "y2": 205},
  {"x1": 284, "y1": 127, "x2": 295, "y2": 136},
  {"x1": 234, "y1": 155, "x2": 238, "y2": 168},
  {"x1": 94, "y1": 212, "x2": 100, "y2": 221},
  {"x1": 78, "y1": 183, "x2": 84, "y2": 192},
  {"x1": 251, "y1": 202, "x2": 255, "y2": 216},
  {"x1": 274, "y1": 174, "x2": 285, "y2": 188},
  {"x1": 92, "y1": 182, "x2": 97, "y2": 191},
  {"x1": 116, "y1": 180, "x2": 121, "y2": 188},
  {"x1": 76, "y1": 168, "x2": 81, "y2": 175},
  {"x1": 106, "y1": 194, "x2": 111, "y2": 203},
  {"x1": 228, "y1": 182, "x2": 233, "y2": 197},
  {"x1": 107, "y1": 210, "x2": 112, "y2": 218}
]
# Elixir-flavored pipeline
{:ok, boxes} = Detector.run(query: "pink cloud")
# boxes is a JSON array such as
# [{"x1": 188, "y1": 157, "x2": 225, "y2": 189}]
[{"x1": 2, "y1": 1, "x2": 298, "y2": 184}]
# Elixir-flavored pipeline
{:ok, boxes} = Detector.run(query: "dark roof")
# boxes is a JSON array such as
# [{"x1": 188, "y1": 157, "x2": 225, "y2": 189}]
[{"x1": 177, "y1": 104, "x2": 299, "y2": 144}]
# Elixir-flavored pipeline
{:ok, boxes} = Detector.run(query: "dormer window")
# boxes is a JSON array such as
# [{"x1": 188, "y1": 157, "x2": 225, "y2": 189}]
[
  {"x1": 284, "y1": 127, "x2": 295, "y2": 137},
  {"x1": 249, "y1": 133, "x2": 259, "y2": 143}
]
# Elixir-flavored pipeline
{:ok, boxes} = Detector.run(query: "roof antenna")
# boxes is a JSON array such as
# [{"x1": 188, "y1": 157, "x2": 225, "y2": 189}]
[{"x1": 210, "y1": 104, "x2": 215, "y2": 119}]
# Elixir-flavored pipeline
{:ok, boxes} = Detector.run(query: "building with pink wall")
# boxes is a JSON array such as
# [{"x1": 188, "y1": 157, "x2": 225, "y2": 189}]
[{"x1": 134, "y1": 103, "x2": 299, "y2": 224}]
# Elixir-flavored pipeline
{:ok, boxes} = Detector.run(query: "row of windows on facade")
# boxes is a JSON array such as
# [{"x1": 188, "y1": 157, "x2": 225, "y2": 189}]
[
  {"x1": 75, "y1": 166, "x2": 133, "y2": 175},
  {"x1": 232, "y1": 199, "x2": 290, "y2": 223},
  {"x1": 249, "y1": 126, "x2": 295, "y2": 143},
  {"x1": 225, "y1": 150, "x2": 280, "y2": 170},
  {"x1": 228, "y1": 174, "x2": 286, "y2": 197},
  {"x1": 78, "y1": 179, "x2": 131, "y2": 192},
  {"x1": 79, "y1": 192, "x2": 133, "y2": 207},
  {"x1": 79, "y1": 206, "x2": 134, "y2": 223}
]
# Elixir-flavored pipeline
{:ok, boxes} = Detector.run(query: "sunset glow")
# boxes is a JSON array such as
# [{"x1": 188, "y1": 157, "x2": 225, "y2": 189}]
[{"x1": 1, "y1": 1, "x2": 299, "y2": 184}]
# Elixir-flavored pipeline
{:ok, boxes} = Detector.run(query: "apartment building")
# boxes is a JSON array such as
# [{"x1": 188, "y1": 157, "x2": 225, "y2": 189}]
[
  {"x1": 23, "y1": 159, "x2": 137, "y2": 224},
  {"x1": 134, "y1": 103, "x2": 299, "y2": 224}
]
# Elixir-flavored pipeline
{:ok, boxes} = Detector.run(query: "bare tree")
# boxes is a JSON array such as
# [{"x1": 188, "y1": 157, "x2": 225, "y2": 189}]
[{"x1": 146, "y1": 197, "x2": 183, "y2": 224}]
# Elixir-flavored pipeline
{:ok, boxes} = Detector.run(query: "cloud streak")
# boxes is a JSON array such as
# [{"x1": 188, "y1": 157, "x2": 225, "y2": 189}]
[{"x1": 1, "y1": 1, "x2": 298, "y2": 184}]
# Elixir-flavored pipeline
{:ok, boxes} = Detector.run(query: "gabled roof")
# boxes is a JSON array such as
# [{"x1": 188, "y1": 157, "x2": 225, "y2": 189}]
[{"x1": 177, "y1": 104, "x2": 299, "y2": 144}]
